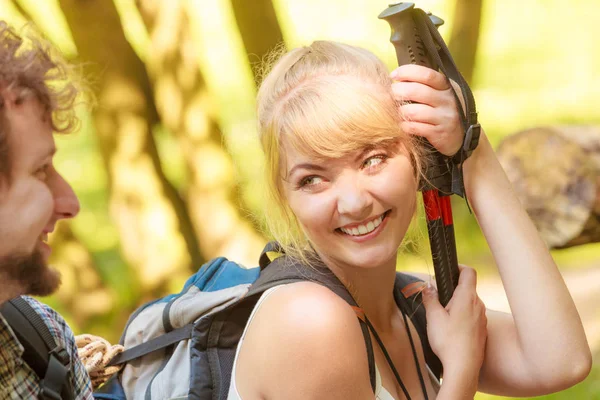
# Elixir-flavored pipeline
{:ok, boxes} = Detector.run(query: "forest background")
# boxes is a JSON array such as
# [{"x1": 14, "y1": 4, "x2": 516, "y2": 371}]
[{"x1": 1, "y1": 0, "x2": 599, "y2": 398}]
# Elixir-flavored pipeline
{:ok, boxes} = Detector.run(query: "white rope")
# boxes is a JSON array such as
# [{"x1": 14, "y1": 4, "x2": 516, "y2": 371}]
[{"x1": 75, "y1": 333, "x2": 125, "y2": 389}]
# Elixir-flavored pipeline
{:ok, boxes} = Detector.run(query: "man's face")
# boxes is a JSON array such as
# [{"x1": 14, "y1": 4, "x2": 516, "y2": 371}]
[{"x1": 0, "y1": 91, "x2": 80, "y2": 296}]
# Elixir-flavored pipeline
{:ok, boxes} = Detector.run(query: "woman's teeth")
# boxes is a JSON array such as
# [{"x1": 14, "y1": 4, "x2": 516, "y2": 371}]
[{"x1": 340, "y1": 213, "x2": 385, "y2": 236}]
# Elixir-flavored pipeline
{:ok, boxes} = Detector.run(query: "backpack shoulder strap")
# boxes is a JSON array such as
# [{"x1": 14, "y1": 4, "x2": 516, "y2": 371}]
[
  {"x1": 394, "y1": 273, "x2": 443, "y2": 380},
  {"x1": 252, "y1": 244, "x2": 377, "y2": 393},
  {"x1": 0, "y1": 297, "x2": 74, "y2": 400}
]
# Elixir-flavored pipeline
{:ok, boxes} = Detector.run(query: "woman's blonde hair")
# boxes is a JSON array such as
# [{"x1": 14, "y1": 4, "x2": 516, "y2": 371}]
[{"x1": 257, "y1": 41, "x2": 423, "y2": 265}]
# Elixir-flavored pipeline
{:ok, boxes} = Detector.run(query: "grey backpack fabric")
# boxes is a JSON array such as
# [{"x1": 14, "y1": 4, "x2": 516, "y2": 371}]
[{"x1": 95, "y1": 243, "x2": 441, "y2": 399}]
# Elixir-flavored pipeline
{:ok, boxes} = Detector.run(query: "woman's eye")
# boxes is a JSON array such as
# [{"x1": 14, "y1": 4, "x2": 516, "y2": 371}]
[
  {"x1": 298, "y1": 175, "x2": 324, "y2": 188},
  {"x1": 363, "y1": 155, "x2": 387, "y2": 169}
]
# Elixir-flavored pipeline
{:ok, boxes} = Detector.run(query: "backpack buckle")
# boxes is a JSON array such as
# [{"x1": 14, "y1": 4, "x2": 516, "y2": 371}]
[
  {"x1": 50, "y1": 345, "x2": 71, "y2": 369},
  {"x1": 40, "y1": 387, "x2": 62, "y2": 400},
  {"x1": 40, "y1": 345, "x2": 71, "y2": 400},
  {"x1": 462, "y1": 123, "x2": 481, "y2": 159},
  {"x1": 449, "y1": 123, "x2": 481, "y2": 205}
]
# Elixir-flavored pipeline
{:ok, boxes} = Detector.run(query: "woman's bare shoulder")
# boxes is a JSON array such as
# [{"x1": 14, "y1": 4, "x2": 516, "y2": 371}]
[{"x1": 235, "y1": 281, "x2": 373, "y2": 399}]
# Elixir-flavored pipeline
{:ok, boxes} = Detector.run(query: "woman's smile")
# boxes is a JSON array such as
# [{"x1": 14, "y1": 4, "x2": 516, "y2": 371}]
[{"x1": 336, "y1": 210, "x2": 391, "y2": 242}]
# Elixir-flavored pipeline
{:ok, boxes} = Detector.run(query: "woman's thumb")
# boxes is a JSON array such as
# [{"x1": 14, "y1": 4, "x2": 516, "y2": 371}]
[{"x1": 422, "y1": 283, "x2": 444, "y2": 315}]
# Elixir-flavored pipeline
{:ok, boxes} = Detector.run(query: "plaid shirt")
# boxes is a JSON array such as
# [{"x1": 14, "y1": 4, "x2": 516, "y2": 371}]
[{"x1": 0, "y1": 296, "x2": 93, "y2": 400}]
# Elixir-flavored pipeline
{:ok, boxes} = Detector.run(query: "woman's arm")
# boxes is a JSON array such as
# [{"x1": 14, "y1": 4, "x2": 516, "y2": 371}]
[
  {"x1": 464, "y1": 133, "x2": 591, "y2": 396},
  {"x1": 391, "y1": 64, "x2": 592, "y2": 396}
]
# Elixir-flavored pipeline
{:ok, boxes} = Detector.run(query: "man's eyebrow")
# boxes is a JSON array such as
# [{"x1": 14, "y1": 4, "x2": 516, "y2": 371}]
[{"x1": 288, "y1": 162, "x2": 326, "y2": 177}]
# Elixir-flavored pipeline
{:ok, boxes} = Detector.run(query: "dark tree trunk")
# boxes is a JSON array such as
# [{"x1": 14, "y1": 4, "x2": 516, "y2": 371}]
[
  {"x1": 448, "y1": 0, "x2": 483, "y2": 85},
  {"x1": 135, "y1": 0, "x2": 266, "y2": 265},
  {"x1": 58, "y1": 0, "x2": 204, "y2": 291},
  {"x1": 230, "y1": 0, "x2": 286, "y2": 85}
]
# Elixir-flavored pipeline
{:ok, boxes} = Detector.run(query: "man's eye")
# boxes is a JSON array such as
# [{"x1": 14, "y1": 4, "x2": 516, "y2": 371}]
[{"x1": 34, "y1": 164, "x2": 50, "y2": 180}]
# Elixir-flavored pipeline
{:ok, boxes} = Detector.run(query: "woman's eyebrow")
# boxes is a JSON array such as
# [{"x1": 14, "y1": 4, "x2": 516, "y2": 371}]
[
  {"x1": 354, "y1": 145, "x2": 379, "y2": 162},
  {"x1": 288, "y1": 162, "x2": 326, "y2": 177}
]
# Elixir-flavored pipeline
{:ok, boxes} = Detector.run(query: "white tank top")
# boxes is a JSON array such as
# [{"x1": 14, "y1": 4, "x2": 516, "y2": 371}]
[{"x1": 227, "y1": 286, "x2": 397, "y2": 400}]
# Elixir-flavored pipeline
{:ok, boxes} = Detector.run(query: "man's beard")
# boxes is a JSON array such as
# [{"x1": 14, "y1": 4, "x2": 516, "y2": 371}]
[{"x1": 0, "y1": 248, "x2": 61, "y2": 297}]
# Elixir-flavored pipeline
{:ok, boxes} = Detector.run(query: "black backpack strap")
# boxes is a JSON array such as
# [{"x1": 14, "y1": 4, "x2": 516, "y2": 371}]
[
  {"x1": 253, "y1": 243, "x2": 377, "y2": 393},
  {"x1": 107, "y1": 323, "x2": 194, "y2": 367},
  {"x1": 0, "y1": 297, "x2": 74, "y2": 400},
  {"x1": 394, "y1": 273, "x2": 443, "y2": 380},
  {"x1": 258, "y1": 241, "x2": 283, "y2": 270}
]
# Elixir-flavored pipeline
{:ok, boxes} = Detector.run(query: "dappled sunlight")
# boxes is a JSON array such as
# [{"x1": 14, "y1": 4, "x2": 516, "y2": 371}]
[
  {"x1": 110, "y1": 152, "x2": 190, "y2": 288},
  {"x1": 0, "y1": 0, "x2": 28, "y2": 31},
  {"x1": 115, "y1": 116, "x2": 152, "y2": 157},
  {"x1": 101, "y1": 79, "x2": 148, "y2": 113},
  {"x1": 155, "y1": 73, "x2": 184, "y2": 128},
  {"x1": 190, "y1": 195, "x2": 238, "y2": 242},
  {"x1": 16, "y1": 0, "x2": 77, "y2": 57},
  {"x1": 188, "y1": 192, "x2": 266, "y2": 265},
  {"x1": 190, "y1": 143, "x2": 235, "y2": 189},
  {"x1": 72, "y1": 289, "x2": 114, "y2": 317},
  {"x1": 113, "y1": 0, "x2": 151, "y2": 62},
  {"x1": 48, "y1": 224, "x2": 115, "y2": 326},
  {"x1": 184, "y1": 93, "x2": 212, "y2": 140}
]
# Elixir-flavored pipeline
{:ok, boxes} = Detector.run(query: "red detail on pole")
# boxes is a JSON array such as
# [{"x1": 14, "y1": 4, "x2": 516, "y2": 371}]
[
  {"x1": 439, "y1": 196, "x2": 453, "y2": 226},
  {"x1": 423, "y1": 190, "x2": 441, "y2": 221}
]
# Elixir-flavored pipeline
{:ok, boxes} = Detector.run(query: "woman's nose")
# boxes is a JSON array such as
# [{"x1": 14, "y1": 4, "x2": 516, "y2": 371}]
[{"x1": 336, "y1": 176, "x2": 372, "y2": 219}]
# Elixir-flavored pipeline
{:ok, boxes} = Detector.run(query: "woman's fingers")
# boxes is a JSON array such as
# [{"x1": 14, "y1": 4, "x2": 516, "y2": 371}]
[
  {"x1": 392, "y1": 81, "x2": 446, "y2": 107},
  {"x1": 390, "y1": 64, "x2": 450, "y2": 91},
  {"x1": 399, "y1": 103, "x2": 440, "y2": 124},
  {"x1": 399, "y1": 120, "x2": 450, "y2": 153}
]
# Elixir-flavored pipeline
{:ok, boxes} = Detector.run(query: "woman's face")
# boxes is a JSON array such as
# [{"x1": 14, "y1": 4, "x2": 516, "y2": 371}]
[{"x1": 281, "y1": 140, "x2": 417, "y2": 270}]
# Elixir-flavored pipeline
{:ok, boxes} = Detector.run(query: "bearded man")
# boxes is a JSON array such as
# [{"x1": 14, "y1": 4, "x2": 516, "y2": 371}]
[{"x1": 0, "y1": 21, "x2": 93, "y2": 399}]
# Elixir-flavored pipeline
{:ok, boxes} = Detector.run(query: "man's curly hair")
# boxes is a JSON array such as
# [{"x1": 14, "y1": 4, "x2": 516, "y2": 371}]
[{"x1": 0, "y1": 21, "x2": 81, "y2": 181}]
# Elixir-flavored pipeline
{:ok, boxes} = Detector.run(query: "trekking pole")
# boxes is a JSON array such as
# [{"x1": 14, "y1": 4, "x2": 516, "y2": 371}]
[{"x1": 379, "y1": 2, "x2": 460, "y2": 306}]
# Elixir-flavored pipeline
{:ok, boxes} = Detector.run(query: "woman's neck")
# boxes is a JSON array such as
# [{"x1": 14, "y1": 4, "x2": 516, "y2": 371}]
[{"x1": 320, "y1": 253, "x2": 400, "y2": 332}]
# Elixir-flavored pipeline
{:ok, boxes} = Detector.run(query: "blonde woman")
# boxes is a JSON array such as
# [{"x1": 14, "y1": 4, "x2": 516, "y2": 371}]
[{"x1": 229, "y1": 41, "x2": 591, "y2": 399}]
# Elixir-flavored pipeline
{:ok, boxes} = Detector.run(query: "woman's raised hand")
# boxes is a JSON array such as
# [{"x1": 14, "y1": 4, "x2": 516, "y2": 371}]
[
  {"x1": 422, "y1": 265, "x2": 487, "y2": 385},
  {"x1": 390, "y1": 64, "x2": 464, "y2": 156}
]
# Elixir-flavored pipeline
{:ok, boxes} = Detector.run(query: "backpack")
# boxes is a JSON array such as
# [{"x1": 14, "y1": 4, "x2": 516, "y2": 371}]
[
  {"x1": 95, "y1": 242, "x2": 442, "y2": 399},
  {"x1": 0, "y1": 297, "x2": 75, "y2": 400}
]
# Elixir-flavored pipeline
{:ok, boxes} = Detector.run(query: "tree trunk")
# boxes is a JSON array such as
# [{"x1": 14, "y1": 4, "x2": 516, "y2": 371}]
[
  {"x1": 496, "y1": 126, "x2": 600, "y2": 249},
  {"x1": 448, "y1": 0, "x2": 483, "y2": 85},
  {"x1": 230, "y1": 0, "x2": 285, "y2": 85},
  {"x1": 58, "y1": 0, "x2": 203, "y2": 291},
  {"x1": 135, "y1": 0, "x2": 266, "y2": 266}
]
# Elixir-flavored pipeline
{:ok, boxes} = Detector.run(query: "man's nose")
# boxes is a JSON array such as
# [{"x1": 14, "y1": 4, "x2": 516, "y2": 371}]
[
  {"x1": 52, "y1": 172, "x2": 80, "y2": 219},
  {"x1": 336, "y1": 176, "x2": 372, "y2": 219}
]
